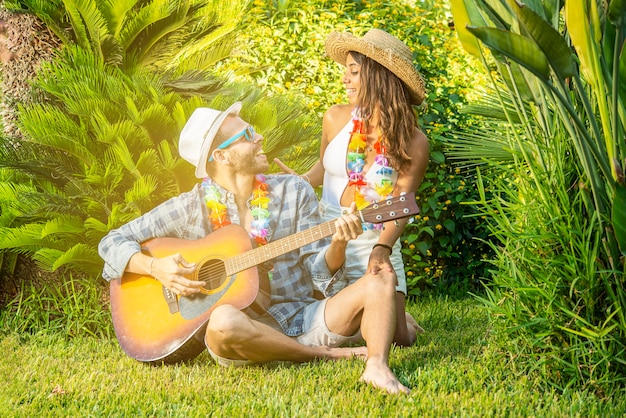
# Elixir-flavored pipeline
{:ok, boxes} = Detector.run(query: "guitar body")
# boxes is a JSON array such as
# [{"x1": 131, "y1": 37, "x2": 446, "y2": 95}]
[{"x1": 109, "y1": 225, "x2": 260, "y2": 364}]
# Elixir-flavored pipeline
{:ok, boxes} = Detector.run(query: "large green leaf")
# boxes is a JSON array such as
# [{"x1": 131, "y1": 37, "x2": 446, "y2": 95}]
[
  {"x1": 467, "y1": 26, "x2": 551, "y2": 81},
  {"x1": 565, "y1": 0, "x2": 618, "y2": 168},
  {"x1": 508, "y1": 0, "x2": 576, "y2": 79},
  {"x1": 564, "y1": 0, "x2": 602, "y2": 83},
  {"x1": 614, "y1": 182, "x2": 626, "y2": 255},
  {"x1": 608, "y1": 0, "x2": 626, "y2": 26},
  {"x1": 482, "y1": 0, "x2": 515, "y2": 29},
  {"x1": 450, "y1": 0, "x2": 484, "y2": 57},
  {"x1": 497, "y1": 60, "x2": 535, "y2": 102}
]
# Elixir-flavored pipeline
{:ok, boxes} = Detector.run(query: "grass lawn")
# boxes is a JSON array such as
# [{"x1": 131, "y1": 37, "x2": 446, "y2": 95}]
[{"x1": 1, "y1": 295, "x2": 623, "y2": 417}]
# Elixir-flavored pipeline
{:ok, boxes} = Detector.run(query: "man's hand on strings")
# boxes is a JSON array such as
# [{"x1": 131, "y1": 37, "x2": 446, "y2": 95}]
[{"x1": 150, "y1": 253, "x2": 204, "y2": 296}]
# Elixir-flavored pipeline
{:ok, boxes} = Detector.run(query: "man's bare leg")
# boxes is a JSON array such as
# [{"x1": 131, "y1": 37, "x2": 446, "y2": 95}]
[
  {"x1": 325, "y1": 272, "x2": 410, "y2": 394},
  {"x1": 204, "y1": 304, "x2": 367, "y2": 363}
]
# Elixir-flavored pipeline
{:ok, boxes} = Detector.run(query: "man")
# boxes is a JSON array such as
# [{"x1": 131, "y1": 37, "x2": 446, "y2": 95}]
[{"x1": 99, "y1": 102, "x2": 410, "y2": 394}]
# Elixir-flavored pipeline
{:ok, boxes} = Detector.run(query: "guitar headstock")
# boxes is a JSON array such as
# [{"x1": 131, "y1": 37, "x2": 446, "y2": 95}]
[{"x1": 359, "y1": 193, "x2": 420, "y2": 224}]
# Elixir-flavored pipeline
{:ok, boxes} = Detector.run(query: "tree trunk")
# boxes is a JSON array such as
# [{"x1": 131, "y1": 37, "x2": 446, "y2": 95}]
[{"x1": 0, "y1": 6, "x2": 60, "y2": 140}]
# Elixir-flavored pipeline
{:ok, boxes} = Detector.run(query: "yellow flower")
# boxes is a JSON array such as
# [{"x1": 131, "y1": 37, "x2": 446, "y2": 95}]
[
  {"x1": 435, "y1": 224, "x2": 442, "y2": 230},
  {"x1": 375, "y1": 182, "x2": 394, "y2": 197},
  {"x1": 349, "y1": 134, "x2": 367, "y2": 150},
  {"x1": 423, "y1": 216, "x2": 429, "y2": 221},
  {"x1": 250, "y1": 196, "x2": 270, "y2": 207},
  {"x1": 354, "y1": 193, "x2": 368, "y2": 210}
]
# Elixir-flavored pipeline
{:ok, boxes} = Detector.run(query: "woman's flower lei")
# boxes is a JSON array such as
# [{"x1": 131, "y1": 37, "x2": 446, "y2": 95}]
[
  {"x1": 346, "y1": 110, "x2": 396, "y2": 230},
  {"x1": 201, "y1": 174, "x2": 271, "y2": 245}
]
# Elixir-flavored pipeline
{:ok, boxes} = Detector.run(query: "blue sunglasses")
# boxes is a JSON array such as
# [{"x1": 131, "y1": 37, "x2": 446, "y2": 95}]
[{"x1": 209, "y1": 125, "x2": 256, "y2": 162}]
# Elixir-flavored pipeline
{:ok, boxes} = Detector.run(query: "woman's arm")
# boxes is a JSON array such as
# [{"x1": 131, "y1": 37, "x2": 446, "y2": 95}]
[{"x1": 368, "y1": 127, "x2": 429, "y2": 272}]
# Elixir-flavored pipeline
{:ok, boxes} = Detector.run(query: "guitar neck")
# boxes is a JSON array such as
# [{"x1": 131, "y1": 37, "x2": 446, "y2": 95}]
[
  {"x1": 225, "y1": 219, "x2": 337, "y2": 275},
  {"x1": 221, "y1": 192, "x2": 418, "y2": 276}
]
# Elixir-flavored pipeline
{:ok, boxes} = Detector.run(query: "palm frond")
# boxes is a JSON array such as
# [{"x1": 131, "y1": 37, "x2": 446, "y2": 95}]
[
  {"x1": 40, "y1": 216, "x2": 86, "y2": 238},
  {"x1": 62, "y1": 0, "x2": 109, "y2": 52},
  {"x1": 0, "y1": 224, "x2": 46, "y2": 252},
  {"x1": 123, "y1": 174, "x2": 159, "y2": 215},
  {"x1": 20, "y1": 103, "x2": 96, "y2": 155},
  {"x1": 445, "y1": 125, "x2": 521, "y2": 164},
  {"x1": 48, "y1": 243, "x2": 102, "y2": 274},
  {"x1": 97, "y1": 0, "x2": 137, "y2": 38},
  {"x1": 117, "y1": 1, "x2": 174, "y2": 55}
]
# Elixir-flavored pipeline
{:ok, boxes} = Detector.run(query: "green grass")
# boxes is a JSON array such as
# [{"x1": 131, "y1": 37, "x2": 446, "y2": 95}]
[{"x1": 1, "y1": 296, "x2": 623, "y2": 417}]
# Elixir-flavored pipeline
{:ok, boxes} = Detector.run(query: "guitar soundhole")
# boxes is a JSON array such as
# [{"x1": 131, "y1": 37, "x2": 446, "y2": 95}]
[{"x1": 197, "y1": 259, "x2": 226, "y2": 292}]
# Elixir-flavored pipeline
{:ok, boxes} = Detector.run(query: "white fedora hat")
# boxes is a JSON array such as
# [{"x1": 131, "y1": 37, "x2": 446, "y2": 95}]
[
  {"x1": 325, "y1": 29, "x2": 425, "y2": 105},
  {"x1": 179, "y1": 102, "x2": 242, "y2": 178}
]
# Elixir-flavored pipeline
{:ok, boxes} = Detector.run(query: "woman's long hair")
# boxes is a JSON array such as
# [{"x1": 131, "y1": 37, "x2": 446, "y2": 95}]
[{"x1": 353, "y1": 51, "x2": 416, "y2": 172}]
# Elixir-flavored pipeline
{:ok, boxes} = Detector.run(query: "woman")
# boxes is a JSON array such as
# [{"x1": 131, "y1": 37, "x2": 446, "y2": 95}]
[{"x1": 276, "y1": 29, "x2": 429, "y2": 346}]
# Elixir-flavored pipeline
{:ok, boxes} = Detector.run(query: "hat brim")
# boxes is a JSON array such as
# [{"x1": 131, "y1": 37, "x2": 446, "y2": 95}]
[
  {"x1": 325, "y1": 32, "x2": 425, "y2": 105},
  {"x1": 195, "y1": 101, "x2": 242, "y2": 178}
]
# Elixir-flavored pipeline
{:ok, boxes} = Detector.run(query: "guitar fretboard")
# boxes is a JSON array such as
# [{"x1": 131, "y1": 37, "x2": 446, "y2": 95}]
[
  {"x1": 219, "y1": 192, "x2": 418, "y2": 275},
  {"x1": 225, "y1": 219, "x2": 337, "y2": 275}
]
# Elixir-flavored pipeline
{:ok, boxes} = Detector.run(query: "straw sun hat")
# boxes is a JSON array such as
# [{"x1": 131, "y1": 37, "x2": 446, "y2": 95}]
[{"x1": 325, "y1": 29, "x2": 425, "y2": 105}]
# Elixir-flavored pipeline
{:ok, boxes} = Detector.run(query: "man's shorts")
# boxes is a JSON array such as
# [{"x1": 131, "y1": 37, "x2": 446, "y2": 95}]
[{"x1": 207, "y1": 298, "x2": 359, "y2": 367}]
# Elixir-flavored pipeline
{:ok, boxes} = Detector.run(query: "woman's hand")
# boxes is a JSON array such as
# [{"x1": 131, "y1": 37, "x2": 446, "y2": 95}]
[
  {"x1": 274, "y1": 158, "x2": 298, "y2": 175},
  {"x1": 367, "y1": 244, "x2": 394, "y2": 275},
  {"x1": 331, "y1": 202, "x2": 363, "y2": 243},
  {"x1": 274, "y1": 158, "x2": 324, "y2": 187}
]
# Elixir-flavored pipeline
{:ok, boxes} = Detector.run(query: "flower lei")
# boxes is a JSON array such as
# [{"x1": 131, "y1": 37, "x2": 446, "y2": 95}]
[
  {"x1": 201, "y1": 174, "x2": 271, "y2": 245},
  {"x1": 347, "y1": 110, "x2": 396, "y2": 230}
]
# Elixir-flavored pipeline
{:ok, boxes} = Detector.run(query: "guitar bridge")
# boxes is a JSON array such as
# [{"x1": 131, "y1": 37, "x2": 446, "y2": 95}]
[{"x1": 162, "y1": 286, "x2": 179, "y2": 314}]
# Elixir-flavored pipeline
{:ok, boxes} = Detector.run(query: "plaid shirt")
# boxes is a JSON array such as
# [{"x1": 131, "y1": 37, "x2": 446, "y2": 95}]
[{"x1": 98, "y1": 174, "x2": 342, "y2": 336}]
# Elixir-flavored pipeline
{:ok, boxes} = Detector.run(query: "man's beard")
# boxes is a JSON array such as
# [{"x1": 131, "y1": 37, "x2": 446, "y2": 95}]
[{"x1": 229, "y1": 150, "x2": 268, "y2": 175}]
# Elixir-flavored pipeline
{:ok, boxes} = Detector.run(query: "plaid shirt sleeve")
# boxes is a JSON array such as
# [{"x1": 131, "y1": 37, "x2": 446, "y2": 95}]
[{"x1": 98, "y1": 185, "x2": 209, "y2": 281}]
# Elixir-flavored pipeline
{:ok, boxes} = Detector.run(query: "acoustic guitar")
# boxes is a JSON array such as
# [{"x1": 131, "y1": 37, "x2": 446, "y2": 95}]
[{"x1": 109, "y1": 193, "x2": 419, "y2": 364}]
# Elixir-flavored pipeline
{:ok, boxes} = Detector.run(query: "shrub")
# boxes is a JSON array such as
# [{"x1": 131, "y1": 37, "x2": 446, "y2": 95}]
[{"x1": 449, "y1": 0, "x2": 626, "y2": 391}]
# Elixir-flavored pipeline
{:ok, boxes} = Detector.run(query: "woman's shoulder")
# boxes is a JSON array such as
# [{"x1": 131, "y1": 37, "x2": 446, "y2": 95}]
[
  {"x1": 407, "y1": 127, "x2": 429, "y2": 161},
  {"x1": 411, "y1": 126, "x2": 428, "y2": 146},
  {"x1": 323, "y1": 104, "x2": 353, "y2": 124},
  {"x1": 322, "y1": 105, "x2": 353, "y2": 140}
]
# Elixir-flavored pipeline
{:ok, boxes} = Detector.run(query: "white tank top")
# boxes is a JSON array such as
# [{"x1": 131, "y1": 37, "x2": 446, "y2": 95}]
[
  {"x1": 321, "y1": 120, "x2": 399, "y2": 206},
  {"x1": 321, "y1": 120, "x2": 353, "y2": 206}
]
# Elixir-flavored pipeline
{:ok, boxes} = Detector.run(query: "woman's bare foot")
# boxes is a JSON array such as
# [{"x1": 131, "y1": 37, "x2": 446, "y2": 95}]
[
  {"x1": 360, "y1": 357, "x2": 410, "y2": 394},
  {"x1": 406, "y1": 312, "x2": 425, "y2": 334},
  {"x1": 393, "y1": 312, "x2": 424, "y2": 346}
]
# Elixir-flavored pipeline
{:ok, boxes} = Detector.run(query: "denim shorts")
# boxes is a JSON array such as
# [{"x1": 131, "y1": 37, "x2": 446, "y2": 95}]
[{"x1": 294, "y1": 298, "x2": 359, "y2": 347}]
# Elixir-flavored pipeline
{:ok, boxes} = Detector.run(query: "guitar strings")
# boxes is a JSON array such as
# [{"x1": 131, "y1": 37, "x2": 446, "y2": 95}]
[{"x1": 196, "y1": 261, "x2": 226, "y2": 289}]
